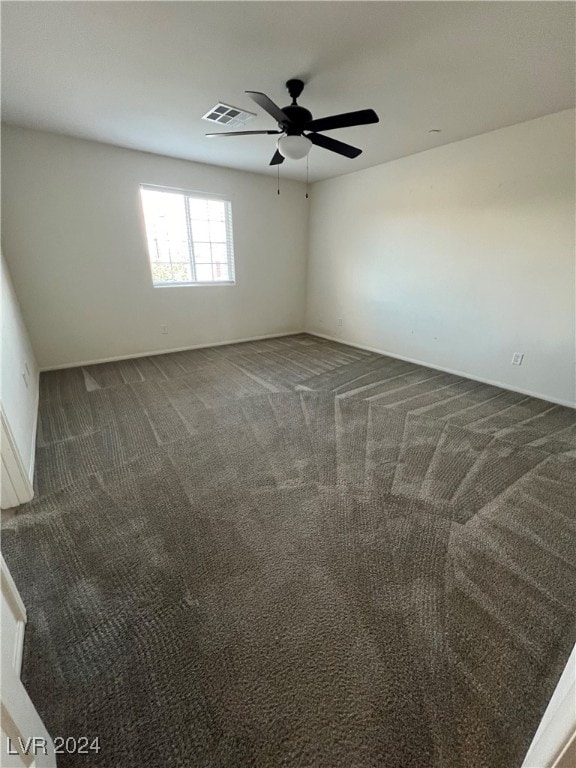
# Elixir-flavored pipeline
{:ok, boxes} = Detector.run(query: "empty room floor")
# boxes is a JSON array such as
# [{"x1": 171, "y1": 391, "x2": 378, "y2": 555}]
[{"x1": 2, "y1": 334, "x2": 575, "y2": 768}]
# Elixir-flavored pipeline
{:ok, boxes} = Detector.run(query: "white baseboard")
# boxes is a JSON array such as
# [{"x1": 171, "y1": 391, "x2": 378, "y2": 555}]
[
  {"x1": 40, "y1": 331, "x2": 305, "y2": 371},
  {"x1": 308, "y1": 331, "x2": 576, "y2": 409}
]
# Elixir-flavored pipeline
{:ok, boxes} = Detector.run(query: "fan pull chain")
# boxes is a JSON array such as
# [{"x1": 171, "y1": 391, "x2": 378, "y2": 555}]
[
  {"x1": 306, "y1": 155, "x2": 309, "y2": 199},
  {"x1": 277, "y1": 164, "x2": 280, "y2": 196}
]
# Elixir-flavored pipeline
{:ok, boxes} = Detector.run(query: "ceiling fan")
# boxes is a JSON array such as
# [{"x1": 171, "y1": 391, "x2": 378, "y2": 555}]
[{"x1": 206, "y1": 79, "x2": 379, "y2": 165}]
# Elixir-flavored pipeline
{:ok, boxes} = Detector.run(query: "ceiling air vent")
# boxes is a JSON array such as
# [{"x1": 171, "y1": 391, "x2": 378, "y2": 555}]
[{"x1": 202, "y1": 103, "x2": 256, "y2": 129}]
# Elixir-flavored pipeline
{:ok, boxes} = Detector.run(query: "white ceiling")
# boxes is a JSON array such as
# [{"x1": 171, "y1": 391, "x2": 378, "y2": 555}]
[{"x1": 2, "y1": 1, "x2": 574, "y2": 183}]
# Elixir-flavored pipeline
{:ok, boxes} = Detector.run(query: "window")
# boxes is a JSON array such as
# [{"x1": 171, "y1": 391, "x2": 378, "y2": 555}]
[{"x1": 140, "y1": 185, "x2": 235, "y2": 286}]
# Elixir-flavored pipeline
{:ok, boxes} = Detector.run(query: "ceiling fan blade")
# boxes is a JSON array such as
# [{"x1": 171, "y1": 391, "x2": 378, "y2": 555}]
[
  {"x1": 269, "y1": 149, "x2": 285, "y2": 166},
  {"x1": 306, "y1": 109, "x2": 379, "y2": 133},
  {"x1": 206, "y1": 130, "x2": 282, "y2": 137},
  {"x1": 246, "y1": 91, "x2": 291, "y2": 126},
  {"x1": 308, "y1": 132, "x2": 362, "y2": 159}
]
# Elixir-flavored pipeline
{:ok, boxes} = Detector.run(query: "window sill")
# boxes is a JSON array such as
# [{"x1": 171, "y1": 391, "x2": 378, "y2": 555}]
[{"x1": 153, "y1": 281, "x2": 236, "y2": 288}]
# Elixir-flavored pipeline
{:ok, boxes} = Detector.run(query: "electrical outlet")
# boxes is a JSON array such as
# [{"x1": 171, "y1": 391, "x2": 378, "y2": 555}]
[
  {"x1": 160, "y1": 325, "x2": 168, "y2": 335},
  {"x1": 337, "y1": 318, "x2": 343, "y2": 328},
  {"x1": 511, "y1": 352, "x2": 524, "y2": 366}
]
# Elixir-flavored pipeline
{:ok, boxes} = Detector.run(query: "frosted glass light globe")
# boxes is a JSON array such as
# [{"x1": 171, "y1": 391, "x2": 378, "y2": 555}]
[{"x1": 277, "y1": 135, "x2": 312, "y2": 160}]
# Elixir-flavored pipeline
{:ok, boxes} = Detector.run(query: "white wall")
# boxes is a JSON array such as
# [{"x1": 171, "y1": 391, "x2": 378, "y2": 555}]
[
  {"x1": 1, "y1": 126, "x2": 309, "y2": 369},
  {"x1": 306, "y1": 110, "x2": 576, "y2": 406},
  {"x1": 1, "y1": 252, "x2": 39, "y2": 487}
]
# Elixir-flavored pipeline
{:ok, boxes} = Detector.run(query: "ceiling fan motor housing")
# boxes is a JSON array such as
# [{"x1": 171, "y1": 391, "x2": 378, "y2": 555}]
[
  {"x1": 280, "y1": 79, "x2": 312, "y2": 133},
  {"x1": 280, "y1": 104, "x2": 313, "y2": 134}
]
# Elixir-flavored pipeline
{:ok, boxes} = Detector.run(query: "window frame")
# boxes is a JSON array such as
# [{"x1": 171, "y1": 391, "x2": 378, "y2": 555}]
[{"x1": 139, "y1": 183, "x2": 236, "y2": 288}]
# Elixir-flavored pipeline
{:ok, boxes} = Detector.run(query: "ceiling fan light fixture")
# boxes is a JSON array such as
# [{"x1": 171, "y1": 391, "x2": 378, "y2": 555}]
[
  {"x1": 213, "y1": 81, "x2": 378, "y2": 167},
  {"x1": 277, "y1": 134, "x2": 312, "y2": 160}
]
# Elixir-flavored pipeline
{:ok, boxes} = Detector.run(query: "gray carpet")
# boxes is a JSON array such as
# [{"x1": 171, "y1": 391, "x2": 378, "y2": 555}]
[{"x1": 2, "y1": 333, "x2": 575, "y2": 768}]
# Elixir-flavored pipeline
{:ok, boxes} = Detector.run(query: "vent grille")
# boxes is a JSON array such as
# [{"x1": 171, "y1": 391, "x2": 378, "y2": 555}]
[{"x1": 202, "y1": 103, "x2": 256, "y2": 128}]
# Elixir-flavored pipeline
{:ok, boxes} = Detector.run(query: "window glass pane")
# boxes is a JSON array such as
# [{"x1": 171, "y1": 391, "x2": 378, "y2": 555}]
[
  {"x1": 194, "y1": 242, "x2": 211, "y2": 262},
  {"x1": 209, "y1": 221, "x2": 226, "y2": 241},
  {"x1": 196, "y1": 264, "x2": 213, "y2": 282},
  {"x1": 188, "y1": 198, "x2": 210, "y2": 219},
  {"x1": 141, "y1": 189, "x2": 190, "y2": 283},
  {"x1": 207, "y1": 201, "x2": 225, "y2": 221},
  {"x1": 171, "y1": 263, "x2": 192, "y2": 283},
  {"x1": 141, "y1": 189, "x2": 188, "y2": 243},
  {"x1": 147, "y1": 239, "x2": 163, "y2": 262},
  {"x1": 211, "y1": 244, "x2": 227, "y2": 264},
  {"x1": 191, "y1": 220, "x2": 210, "y2": 242},
  {"x1": 175, "y1": 241, "x2": 190, "y2": 261},
  {"x1": 151, "y1": 263, "x2": 176, "y2": 283}
]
